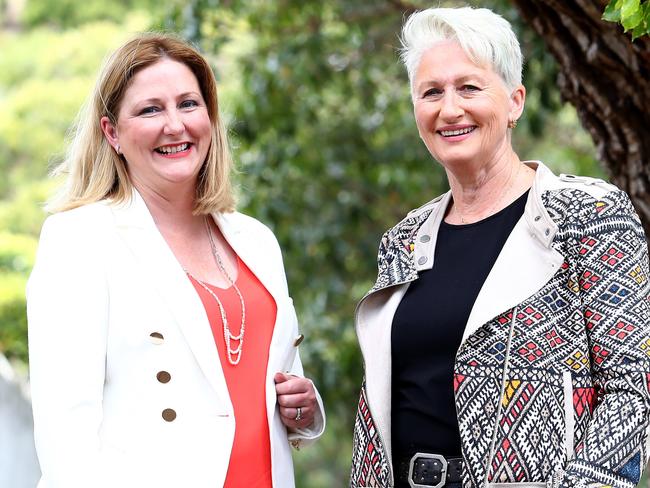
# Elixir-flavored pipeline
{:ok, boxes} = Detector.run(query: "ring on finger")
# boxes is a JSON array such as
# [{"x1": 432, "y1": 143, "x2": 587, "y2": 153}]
[{"x1": 294, "y1": 406, "x2": 302, "y2": 421}]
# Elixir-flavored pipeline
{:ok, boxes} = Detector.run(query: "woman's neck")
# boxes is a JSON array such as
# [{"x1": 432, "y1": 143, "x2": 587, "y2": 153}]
[
  {"x1": 445, "y1": 154, "x2": 534, "y2": 224},
  {"x1": 132, "y1": 180, "x2": 199, "y2": 233}
]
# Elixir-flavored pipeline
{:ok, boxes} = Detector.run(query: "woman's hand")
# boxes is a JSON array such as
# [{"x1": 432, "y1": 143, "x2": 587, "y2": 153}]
[{"x1": 274, "y1": 372, "x2": 317, "y2": 430}]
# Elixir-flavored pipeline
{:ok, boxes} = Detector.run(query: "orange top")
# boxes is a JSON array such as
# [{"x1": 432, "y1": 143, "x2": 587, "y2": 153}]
[{"x1": 189, "y1": 257, "x2": 276, "y2": 488}]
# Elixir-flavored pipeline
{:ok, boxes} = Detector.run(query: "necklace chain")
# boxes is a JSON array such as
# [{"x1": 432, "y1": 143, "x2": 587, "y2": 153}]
[
  {"x1": 185, "y1": 217, "x2": 246, "y2": 365},
  {"x1": 455, "y1": 163, "x2": 521, "y2": 224}
]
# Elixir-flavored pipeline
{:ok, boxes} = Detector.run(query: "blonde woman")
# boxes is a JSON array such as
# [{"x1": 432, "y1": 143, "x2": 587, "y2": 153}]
[{"x1": 27, "y1": 33, "x2": 324, "y2": 488}]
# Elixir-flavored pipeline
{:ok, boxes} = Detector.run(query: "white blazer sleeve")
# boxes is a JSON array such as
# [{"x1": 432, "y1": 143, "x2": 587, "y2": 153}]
[
  {"x1": 27, "y1": 212, "x2": 112, "y2": 488},
  {"x1": 286, "y1": 349, "x2": 326, "y2": 447}
]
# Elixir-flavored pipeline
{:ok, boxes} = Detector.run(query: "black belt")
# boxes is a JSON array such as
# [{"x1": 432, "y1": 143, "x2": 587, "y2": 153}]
[{"x1": 396, "y1": 453, "x2": 463, "y2": 488}]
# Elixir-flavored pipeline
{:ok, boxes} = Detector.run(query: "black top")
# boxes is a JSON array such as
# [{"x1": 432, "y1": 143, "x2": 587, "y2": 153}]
[{"x1": 391, "y1": 190, "x2": 528, "y2": 484}]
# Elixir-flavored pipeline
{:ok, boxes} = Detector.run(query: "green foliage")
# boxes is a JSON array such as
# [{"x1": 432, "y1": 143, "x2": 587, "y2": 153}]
[
  {"x1": 0, "y1": 20, "x2": 151, "y2": 199},
  {"x1": 0, "y1": 232, "x2": 37, "y2": 273},
  {"x1": 0, "y1": 180, "x2": 54, "y2": 235},
  {"x1": 0, "y1": 233, "x2": 37, "y2": 363},
  {"x1": 0, "y1": 272, "x2": 29, "y2": 362},
  {"x1": 603, "y1": 0, "x2": 650, "y2": 39},
  {"x1": 22, "y1": 0, "x2": 157, "y2": 28}
]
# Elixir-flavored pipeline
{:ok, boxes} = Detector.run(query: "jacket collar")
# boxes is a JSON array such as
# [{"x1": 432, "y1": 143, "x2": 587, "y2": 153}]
[
  {"x1": 111, "y1": 191, "x2": 284, "y2": 303},
  {"x1": 523, "y1": 160, "x2": 559, "y2": 248},
  {"x1": 370, "y1": 161, "x2": 565, "y2": 340},
  {"x1": 378, "y1": 161, "x2": 561, "y2": 275}
]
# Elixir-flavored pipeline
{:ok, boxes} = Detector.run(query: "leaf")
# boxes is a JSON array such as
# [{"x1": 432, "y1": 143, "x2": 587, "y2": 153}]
[
  {"x1": 620, "y1": 0, "x2": 641, "y2": 20},
  {"x1": 622, "y1": 6, "x2": 644, "y2": 29},
  {"x1": 630, "y1": 2, "x2": 650, "y2": 39},
  {"x1": 602, "y1": 0, "x2": 650, "y2": 38},
  {"x1": 630, "y1": 21, "x2": 647, "y2": 38},
  {"x1": 602, "y1": 0, "x2": 622, "y2": 21}
]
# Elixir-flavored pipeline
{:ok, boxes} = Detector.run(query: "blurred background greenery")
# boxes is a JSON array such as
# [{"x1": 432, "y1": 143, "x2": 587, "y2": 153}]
[{"x1": 1, "y1": 0, "x2": 639, "y2": 486}]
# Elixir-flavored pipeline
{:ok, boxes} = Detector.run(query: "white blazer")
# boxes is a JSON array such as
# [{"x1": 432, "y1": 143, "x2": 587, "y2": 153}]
[{"x1": 27, "y1": 191, "x2": 325, "y2": 488}]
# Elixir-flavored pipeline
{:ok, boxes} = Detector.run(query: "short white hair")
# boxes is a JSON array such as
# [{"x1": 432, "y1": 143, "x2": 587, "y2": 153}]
[{"x1": 400, "y1": 7, "x2": 523, "y2": 92}]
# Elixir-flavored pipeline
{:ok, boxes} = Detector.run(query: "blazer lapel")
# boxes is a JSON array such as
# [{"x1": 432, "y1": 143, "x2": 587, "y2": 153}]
[
  {"x1": 461, "y1": 215, "x2": 564, "y2": 343},
  {"x1": 213, "y1": 213, "x2": 284, "y2": 303},
  {"x1": 462, "y1": 163, "x2": 566, "y2": 343},
  {"x1": 112, "y1": 193, "x2": 230, "y2": 407},
  {"x1": 214, "y1": 213, "x2": 301, "y2": 379}
]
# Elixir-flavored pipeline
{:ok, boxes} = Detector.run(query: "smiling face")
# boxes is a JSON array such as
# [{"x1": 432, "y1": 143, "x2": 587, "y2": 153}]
[
  {"x1": 412, "y1": 40, "x2": 524, "y2": 173},
  {"x1": 100, "y1": 58, "x2": 212, "y2": 196}
]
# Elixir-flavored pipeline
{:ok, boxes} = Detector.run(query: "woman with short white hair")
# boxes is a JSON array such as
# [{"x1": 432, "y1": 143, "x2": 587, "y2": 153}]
[{"x1": 350, "y1": 7, "x2": 650, "y2": 488}]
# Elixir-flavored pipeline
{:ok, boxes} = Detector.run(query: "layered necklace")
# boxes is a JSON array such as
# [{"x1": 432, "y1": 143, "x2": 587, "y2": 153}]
[{"x1": 186, "y1": 217, "x2": 246, "y2": 365}]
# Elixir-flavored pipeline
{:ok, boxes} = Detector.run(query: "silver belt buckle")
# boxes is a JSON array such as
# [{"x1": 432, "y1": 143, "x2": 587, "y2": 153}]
[{"x1": 408, "y1": 452, "x2": 448, "y2": 488}]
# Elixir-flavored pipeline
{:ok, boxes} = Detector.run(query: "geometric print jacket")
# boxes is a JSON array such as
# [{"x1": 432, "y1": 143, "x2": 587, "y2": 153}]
[{"x1": 351, "y1": 162, "x2": 650, "y2": 488}]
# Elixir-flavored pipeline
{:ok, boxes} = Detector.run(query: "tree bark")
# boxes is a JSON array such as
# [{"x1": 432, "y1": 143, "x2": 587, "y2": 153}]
[{"x1": 510, "y1": 0, "x2": 650, "y2": 240}]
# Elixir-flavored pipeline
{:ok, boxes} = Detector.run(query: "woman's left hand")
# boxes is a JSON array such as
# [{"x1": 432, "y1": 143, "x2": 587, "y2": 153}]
[{"x1": 274, "y1": 372, "x2": 317, "y2": 429}]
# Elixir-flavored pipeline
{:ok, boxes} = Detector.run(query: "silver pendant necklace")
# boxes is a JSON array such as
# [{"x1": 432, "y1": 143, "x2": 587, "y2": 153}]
[{"x1": 186, "y1": 217, "x2": 246, "y2": 365}]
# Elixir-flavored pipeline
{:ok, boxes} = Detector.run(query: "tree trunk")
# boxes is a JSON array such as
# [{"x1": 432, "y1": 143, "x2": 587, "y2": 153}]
[{"x1": 510, "y1": 0, "x2": 650, "y2": 240}]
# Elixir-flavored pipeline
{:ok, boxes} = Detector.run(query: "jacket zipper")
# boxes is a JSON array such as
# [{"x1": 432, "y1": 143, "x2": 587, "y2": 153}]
[
  {"x1": 562, "y1": 371, "x2": 575, "y2": 461},
  {"x1": 483, "y1": 306, "x2": 518, "y2": 487}
]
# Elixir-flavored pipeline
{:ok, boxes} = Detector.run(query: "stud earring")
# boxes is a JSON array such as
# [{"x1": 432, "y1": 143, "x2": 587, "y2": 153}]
[
  {"x1": 508, "y1": 119, "x2": 518, "y2": 129},
  {"x1": 115, "y1": 144, "x2": 121, "y2": 155}
]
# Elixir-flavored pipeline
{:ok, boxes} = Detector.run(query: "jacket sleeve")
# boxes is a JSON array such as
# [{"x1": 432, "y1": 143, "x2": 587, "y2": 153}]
[
  {"x1": 256, "y1": 220, "x2": 326, "y2": 449},
  {"x1": 285, "y1": 348, "x2": 326, "y2": 448},
  {"x1": 27, "y1": 212, "x2": 114, "y2": 488},
  {"x1": 558, "y1": 190, "x2": 650, "y2": 488}
]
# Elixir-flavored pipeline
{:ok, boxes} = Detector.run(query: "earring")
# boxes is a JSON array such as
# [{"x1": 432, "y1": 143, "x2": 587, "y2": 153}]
[
  {"x1": 508, "y1": 119, "x2": 518, "y2": 129},
  {"x1": 115, "y1": 144, "x2": 121, "y2": 155}
]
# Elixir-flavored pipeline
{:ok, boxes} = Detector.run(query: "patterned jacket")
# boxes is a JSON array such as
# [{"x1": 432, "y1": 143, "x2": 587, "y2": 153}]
[{"x1": 351, "y1": 162, "x2": 650, "y2": 488}]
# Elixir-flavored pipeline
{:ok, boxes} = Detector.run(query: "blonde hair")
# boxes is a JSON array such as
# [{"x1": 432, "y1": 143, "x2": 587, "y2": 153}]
[
  {"x1": 400, "y1": 7, "x2": 523, "y2": 93},
  {"x1": 48, "y1": 32, "x2": 236, "y2": 214}
]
